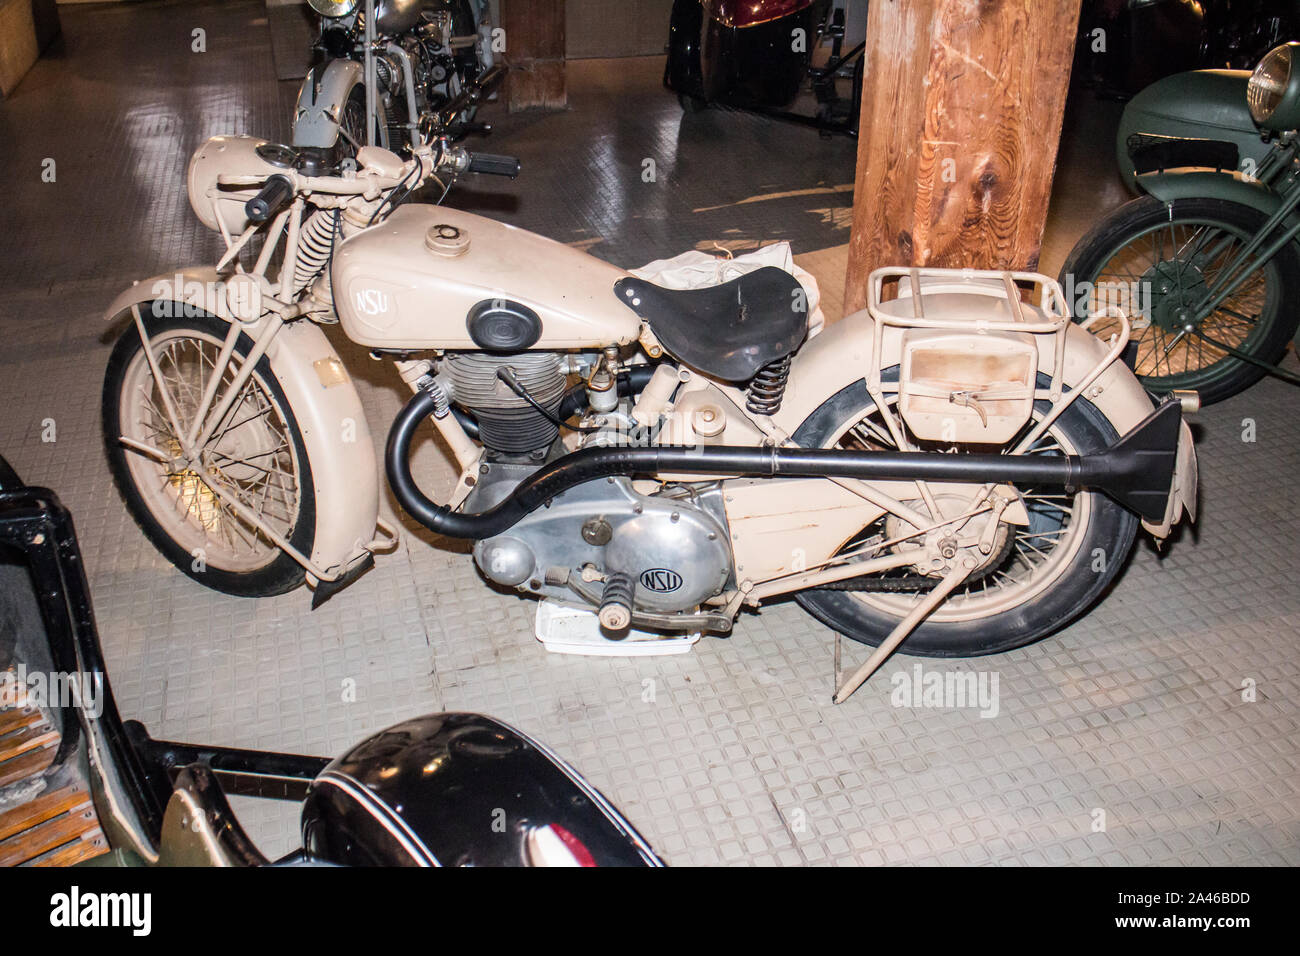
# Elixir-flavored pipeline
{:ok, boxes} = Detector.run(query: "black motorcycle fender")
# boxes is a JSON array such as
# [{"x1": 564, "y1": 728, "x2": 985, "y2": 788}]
[{"x1": 300, "y1": 713, "x2": 662, "y2": 867}]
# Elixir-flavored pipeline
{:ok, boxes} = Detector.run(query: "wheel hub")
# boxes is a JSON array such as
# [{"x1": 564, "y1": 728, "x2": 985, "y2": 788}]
[
  {"x1": 885, "y1": 495, "x2": 1013, "y2": 579},
  {"x1": 1141, "y1": 260, "x2": 1208, "y2": 333}
]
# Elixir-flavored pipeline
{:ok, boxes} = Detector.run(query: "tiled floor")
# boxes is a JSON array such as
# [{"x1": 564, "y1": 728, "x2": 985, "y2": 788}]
[{"x1": 0, "y1": 0, "x2": 1297, "y2": 865}]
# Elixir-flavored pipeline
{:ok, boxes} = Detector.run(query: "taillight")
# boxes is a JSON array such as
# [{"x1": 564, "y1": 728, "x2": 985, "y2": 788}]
[{"x1": 525, "y1": 824, "x2": 597, "y2": 867}]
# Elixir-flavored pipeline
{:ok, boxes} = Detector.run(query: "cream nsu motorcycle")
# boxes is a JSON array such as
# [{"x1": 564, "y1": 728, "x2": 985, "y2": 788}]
[{"x1": 102, "y1": 134, "x2": 1198, "y2": 693}]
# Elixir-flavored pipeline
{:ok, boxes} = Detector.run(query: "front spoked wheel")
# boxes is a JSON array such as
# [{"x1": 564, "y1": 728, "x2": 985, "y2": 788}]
[
  {"x1": 1061, "y1": 196, "x2": 1300, "y2": 405},
  {"x1": 102, "y1": 308, "x2": 316, "y2": 596},
  {"x1": 792, "y1": 382, "x2": 1138, "y2": 657}
]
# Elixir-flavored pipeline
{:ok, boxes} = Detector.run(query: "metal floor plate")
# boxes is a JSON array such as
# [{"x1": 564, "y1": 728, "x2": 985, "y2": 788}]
[{"x1": 0, "y1": 0, "x2": 1296, "y2": 865}]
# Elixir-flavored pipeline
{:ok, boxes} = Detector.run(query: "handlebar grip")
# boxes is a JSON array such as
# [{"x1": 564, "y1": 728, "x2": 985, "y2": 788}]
[
  {"x1": 466, "y1": 152, "x2": 521, "y2": 178},
  {"x1": 245, "y1": 174, "x2": 294, "y2": 223}
]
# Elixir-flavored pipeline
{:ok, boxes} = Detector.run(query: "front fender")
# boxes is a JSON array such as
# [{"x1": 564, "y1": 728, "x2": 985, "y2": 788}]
[
  {"x1": 268, "y1": 321, "x2": 381, "y2": 579},
  {"x1": 292, "y1": 59, "x2": 364, "y2": 149},
  {"x1": 103, "y1": 268, "x2": 232, "y2": 324},
  {"x1": 1135, "y1": 169, "x2": 1286, "y2": 218},
  {"x1": 105, "y1": 277, "x2": 380, "y2": 580},
  {"x1": 301, "y1": 713, "x2": 663, "y2": 867}
]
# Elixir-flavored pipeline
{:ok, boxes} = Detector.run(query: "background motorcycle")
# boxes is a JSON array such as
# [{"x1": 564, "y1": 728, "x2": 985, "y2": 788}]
[
  {"x1": 665, "y1": 0, "x2": 864, "y2": 136},
  {"x1": 1063, "y1": 41, "x2": 1300, "y2": 404},
  {"x1": 98, "y1": 135, "x2": 1195, "y2": 699},
  {"x1": 1075, "y1": 0, "x2": 1299, "y2": 101},
  {"x1": 293, "y1": 0, "x2": 501, "y2": 159},
  {"x1": 0, "y1": 456, "x2": 661, "y2": 867}
]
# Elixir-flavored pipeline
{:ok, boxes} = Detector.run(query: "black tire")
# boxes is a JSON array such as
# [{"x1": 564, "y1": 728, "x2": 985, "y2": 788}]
[
  {"x1": 792, "y1": 380, "x2": 1139, "y2": 657},
  {"x1": 102, "y1": 308, "x2": 315, "y2": 597},
  {"x1": 1061, "y1": 195, "x2": 1300, "y2": 405},
  {"x1": 678, "y1": 93, "x2": 708, "y2": 113}
]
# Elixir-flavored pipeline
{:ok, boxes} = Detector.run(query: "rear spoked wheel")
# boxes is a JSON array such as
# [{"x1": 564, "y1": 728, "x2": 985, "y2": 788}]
[{"x1": 792, "y1": 382, "x2": 1138, "y2": 657}]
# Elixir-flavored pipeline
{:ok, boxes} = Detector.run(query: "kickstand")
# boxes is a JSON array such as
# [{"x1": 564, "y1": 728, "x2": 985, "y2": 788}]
[
  {"x1": 833, "y1": 632, "x2": 842, "y2": 690},
  {"x1": 831, "y1": 560, "x2": 975, "y2": 704}
]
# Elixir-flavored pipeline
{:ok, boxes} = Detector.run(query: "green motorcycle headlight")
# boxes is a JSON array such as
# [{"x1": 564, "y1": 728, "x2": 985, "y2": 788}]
[
  {"x1": 1248, "y1": 42, "x2": 1300, "y2": 131},
  {"x1": 308, "y1": 0, "x2": 359, "y2": 18}
]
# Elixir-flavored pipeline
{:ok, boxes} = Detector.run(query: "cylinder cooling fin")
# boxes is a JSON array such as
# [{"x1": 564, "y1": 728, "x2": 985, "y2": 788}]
[{"x1": 445, "y1": 352, "x2": 566, "y2": 456}]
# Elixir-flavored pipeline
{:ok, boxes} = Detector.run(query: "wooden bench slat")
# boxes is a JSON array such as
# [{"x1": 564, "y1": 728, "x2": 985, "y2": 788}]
[
  {"x1": 30, "y1": 832, "x2": 108, "y2": 868},
  {"x1": 0, "y1": 708, "x2": 43, "y2": 736},
  {"x1": 0, "y1": 786, "x2": 91, "y2": 843},
  {"x1": 1, "y1": 725, "x2": 59, "y2": 759},
  {"x1": 0, "y1": 744, "x2": 56, "y2": 788},
  {"x1": 0, "y1": 810, "x2": 96, "y2": 867}
]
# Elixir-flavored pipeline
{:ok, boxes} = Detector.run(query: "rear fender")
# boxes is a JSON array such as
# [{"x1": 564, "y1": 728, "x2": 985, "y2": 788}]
[
  {"x1": 774, "y1": 308, "x2": 1194, "y2": 534},
  {"x1": 104, "y1": 275, "x2": 381, "y2": 580}
]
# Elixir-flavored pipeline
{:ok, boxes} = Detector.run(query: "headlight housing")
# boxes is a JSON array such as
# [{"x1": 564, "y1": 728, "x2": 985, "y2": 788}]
[
  {"x1": 1248, "y1": 42, "x2": 1300, "y2": 131},
  {"x1": 308, "y1": 0, "x2": 358, "y2": 18}
]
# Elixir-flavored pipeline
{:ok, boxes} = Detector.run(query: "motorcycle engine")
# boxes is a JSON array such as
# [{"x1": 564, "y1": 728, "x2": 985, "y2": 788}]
[
  {"x1": 449, "y1": 356, "x2": 734, "y2": 621},
  {"x1": 469, "y1": 472, "x2": 733, "y2": 620},
  {"x1": 443, "y1": 352, "x2": 566, "y2": 457}
]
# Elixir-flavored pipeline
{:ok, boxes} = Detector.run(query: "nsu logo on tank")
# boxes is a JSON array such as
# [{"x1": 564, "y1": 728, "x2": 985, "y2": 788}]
[{"x1": 354, "y1": 287, "x2": 390, "y2": 316}]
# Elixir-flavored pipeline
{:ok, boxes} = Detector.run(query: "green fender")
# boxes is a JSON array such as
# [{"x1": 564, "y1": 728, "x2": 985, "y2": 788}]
[
  {"x1": 1117, "y1": 69, "x2": 1264, "y2": 193},
  {"x1": 1136, "y1": 170, "x2": 1294, "y2": 222}
]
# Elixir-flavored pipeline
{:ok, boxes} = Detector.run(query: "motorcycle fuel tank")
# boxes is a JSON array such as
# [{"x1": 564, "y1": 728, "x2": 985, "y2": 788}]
[
  {"x1": 372, "y1": 0, "x2": 424, "y2": 34},
  {"x1": 331, "y1": 205, "x2": 642, "y2": 350}
]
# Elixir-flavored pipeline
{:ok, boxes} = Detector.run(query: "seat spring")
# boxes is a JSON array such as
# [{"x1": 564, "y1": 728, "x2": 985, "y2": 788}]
[{"x1": 745, "y1": 356, "x2": 792, "y2": 415}]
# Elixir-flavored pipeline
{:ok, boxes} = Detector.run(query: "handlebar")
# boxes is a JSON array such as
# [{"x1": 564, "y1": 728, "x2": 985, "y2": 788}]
[
  {"x1": 244, "y1": 174, "x2": 295, "y2": 223},
  {"x1": 466, "y1": 151, "x2": 521, "y2": 178},
  {"x1": 439, "y1": 63, "x2": 508, "y2": 126},
  {"x1": 214, "y1": 138, "x2": 519, "y2": 227},
  {"x1": 475, "y1": 63, "x2": 509, "y2": 97}
]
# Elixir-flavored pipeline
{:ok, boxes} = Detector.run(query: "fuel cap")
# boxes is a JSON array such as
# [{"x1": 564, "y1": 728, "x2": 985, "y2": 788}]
[{"x1": 425, "y1": 223, "x2": 470, "y2": 257}]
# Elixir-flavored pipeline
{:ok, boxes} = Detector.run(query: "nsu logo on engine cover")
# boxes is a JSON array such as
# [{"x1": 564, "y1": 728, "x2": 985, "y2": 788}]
[{"x1": 640, "y1": 568, "x2": 683, "y2": 593}]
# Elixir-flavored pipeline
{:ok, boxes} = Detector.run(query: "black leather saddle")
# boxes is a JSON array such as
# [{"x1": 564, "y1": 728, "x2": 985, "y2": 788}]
[{"x1": 613, "y1": 266, "x2": 809, "y2": 382}]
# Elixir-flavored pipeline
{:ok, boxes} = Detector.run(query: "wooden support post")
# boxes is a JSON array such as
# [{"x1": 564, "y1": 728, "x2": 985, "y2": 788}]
[
  {"x1": 843, "y1": 0, "x2": 1083, "y2": 316},
  {"x1": 501, "y1": 0, "x2": 567, "y2": 112}
]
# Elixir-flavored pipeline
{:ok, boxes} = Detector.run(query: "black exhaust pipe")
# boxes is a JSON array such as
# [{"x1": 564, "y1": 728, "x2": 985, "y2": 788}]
[{"x1": 386, "y1": 390, "x2": 1183, "y2": 540}]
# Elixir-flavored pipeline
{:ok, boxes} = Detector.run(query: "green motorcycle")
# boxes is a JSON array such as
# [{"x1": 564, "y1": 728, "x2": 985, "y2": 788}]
[{"x1": 1063, "y1": 42, "x2": 1300, "y2": 405}]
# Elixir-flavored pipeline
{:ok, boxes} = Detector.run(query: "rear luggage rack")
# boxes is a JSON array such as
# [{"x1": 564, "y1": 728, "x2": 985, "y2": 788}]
[{"x1": 865, "y1": 267, "x2": 1132, "y2": 454}]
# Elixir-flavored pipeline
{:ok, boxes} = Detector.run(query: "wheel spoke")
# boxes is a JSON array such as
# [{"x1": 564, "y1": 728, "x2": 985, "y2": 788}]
[{"x1": 121, "y1": 331, "x2": 302, "y2": 573}]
